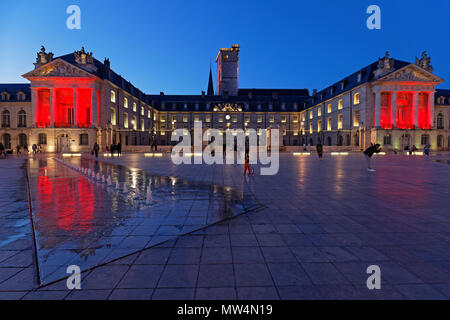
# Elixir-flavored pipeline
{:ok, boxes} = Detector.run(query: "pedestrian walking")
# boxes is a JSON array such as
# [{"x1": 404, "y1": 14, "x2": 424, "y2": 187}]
[
  {"x1": 93, "y1": 142, "x2": 99, "y2": 158},
  {"x1": 424, "y1": 144, "x2": 431, "y2": 157},
  {"x1": 117, "y1": 142, "x2": 122, "y2": 156},
  {"x1": 0, "y1": 142, "x2": 6, "y2": 159},
  {"x1": 363, "y1": 143, "x2": 381, "y2": 172},
  {"x1": 244, "y1": 154, "x2": 251, "y2": 176},
  {"x1": 316, "y1": 140, "x2": 323, "y2": 159}
]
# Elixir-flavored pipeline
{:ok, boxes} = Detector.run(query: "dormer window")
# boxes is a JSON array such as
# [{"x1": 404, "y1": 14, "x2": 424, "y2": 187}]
[
  {"x1": 281, "y1": 104, "x2": 286, "y2": 111},
  {"x1": 17, "y1": 92, "x2": 26, "y2": 101},
  {"x1": 341, "y1": 82, "x2": 345, "y2": 90},
  {"x1": 1, "y1": 92, "x2": 9, "y2": 101},
  {"x1": 257, "y1": 104, "x2": 262, "y2": 111},
  {"x1": 437, "y1": 96, "x2": 445, "y2": 104},
  {"x1": 357, "y1": 72, "x2": 362, "y2": 82},
  {"x1": 330, "y1": 87, "x2": 334, "y2": 95}
]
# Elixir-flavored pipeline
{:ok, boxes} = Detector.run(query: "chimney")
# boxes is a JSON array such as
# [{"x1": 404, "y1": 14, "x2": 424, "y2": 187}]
[
  {"x1": 104, "y1": 58, "x2": 110, "y2": 68},
  {"x1": 160, "y1": 92, "x2": 164, "y2": 96},
  {"x1": 202, "y1": 90, "x2": 206, "y2": 97}
]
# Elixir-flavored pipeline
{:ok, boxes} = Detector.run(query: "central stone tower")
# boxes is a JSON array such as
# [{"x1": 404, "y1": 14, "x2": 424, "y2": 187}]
[{"x1": 216, "y1": 44, "x2": 240, "y2": 96}]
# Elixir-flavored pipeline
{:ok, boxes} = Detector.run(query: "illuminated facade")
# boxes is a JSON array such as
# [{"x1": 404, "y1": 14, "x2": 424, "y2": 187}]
[{"x1": 0, "y1": 46, "x2": 449, "y2": 153}]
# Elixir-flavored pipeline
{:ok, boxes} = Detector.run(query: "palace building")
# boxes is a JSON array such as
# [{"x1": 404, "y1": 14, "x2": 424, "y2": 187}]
[{"x1": 0, "y1": 45, "x2": 449, "y2": 153}]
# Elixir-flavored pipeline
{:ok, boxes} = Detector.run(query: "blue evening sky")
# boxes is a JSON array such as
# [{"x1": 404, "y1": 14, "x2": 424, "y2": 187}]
[{"x1": 1, "y1": 0, "x2": 449, "y2": 94}]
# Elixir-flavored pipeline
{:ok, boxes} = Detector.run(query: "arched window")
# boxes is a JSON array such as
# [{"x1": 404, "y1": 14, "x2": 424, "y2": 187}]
[
  {"x1": 18, "y1": 133, "x2": 27, "y2": 147},
  {"x1": 327, "y1": 136, "x2": 332, "y2": 146},
  {"x1": 2, "y1": 110, "x2": 10, "y2": 128},
  {"x1": 18, "y1": 110, "x2": 26, "y2": 127},
  {"x1": 2, "y1": 134, "x2": 11, "y2": 149},
  {"x1": 437, "y1": 113, "x2": 444, "y2": 129},
  {"x1": 345, "y1": 134, "x2": 351, "y2": 146},
  {"x1": 337, "y1": 134, "x2": 343, "y2": 146}
]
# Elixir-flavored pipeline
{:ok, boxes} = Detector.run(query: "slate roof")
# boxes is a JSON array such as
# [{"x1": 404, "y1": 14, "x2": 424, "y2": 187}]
[
  {"x1": 0, "y1": 83, "x2": 31, "y2": 102},
  {"x1": 55, "y1": 53, "x2": 148, "y2": 103},
  {"x1": 305, "y1": 59, "x2": 411, "y2": 107},
  {"x1": 436, "y1": 89, "x2": 450, "y2": 105}
]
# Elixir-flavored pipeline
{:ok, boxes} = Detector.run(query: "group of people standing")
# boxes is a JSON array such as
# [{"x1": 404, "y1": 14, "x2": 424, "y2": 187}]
[{"x1": 106, "y1": 142, "x2": 122, "y2": 156}]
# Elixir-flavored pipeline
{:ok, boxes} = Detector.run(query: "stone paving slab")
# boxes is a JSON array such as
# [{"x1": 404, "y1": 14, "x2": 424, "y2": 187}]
[{"x1": 1, "y1": 153, "x2": 450, "y2": 299}]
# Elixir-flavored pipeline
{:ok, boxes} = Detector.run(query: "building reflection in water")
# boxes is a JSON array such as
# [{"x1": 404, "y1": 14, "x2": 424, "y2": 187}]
[{"x1": 27, "y1": 157, "x2": 259, "y2": 284}]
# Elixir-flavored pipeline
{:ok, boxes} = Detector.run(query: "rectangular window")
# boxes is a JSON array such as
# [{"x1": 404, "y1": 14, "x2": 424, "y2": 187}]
[
  {"x1": 110, "y1": 108, "x2": 116, "y2": 126},
  {"x1": 148, "y1": 110, "x2": 151, "y2": 119},
  {"x1": 141, "y1": 119, "x2": 145, "y2": 131},
  {"x1": 194, "y1": 115, "x2": 200, "y2": 122},
  {"x1": 79, "y1": 134, "x2": 89, "y2": 146},
  {"x1": 183, "y1": 115, "x2": 189, "y2": 122},
  {"x1": 292, "y1": 115, "x2": 298, "y2": 123},
  {"x1": 353, "y1": 92, "x2": 360, "y2": 105},
  {"x1": 132, "y1": 116, "x2": 137, "y2": 130},
  {"x1": 110, "y1": 90, "x2": 116, "y2": 103},
  {"x1": 38, "y1": 133, "x2": 47, "y2": 145},
  {"x1": 232, "y1": 115, "x2": 237, "y2": 123},
  {"x1": 281, "y1": 116, "x2": 287, "y2": 123},
  {"x1": 338, "y1": 114, "x2": 343, "y2": 129},
  {"x1": 353, "y1": 110, "x2": 360, "y2": 127},
  {"x1": 309, "y1": 122, "x2": 313, "y2": 134},
  {"x1": 318, "y1": 120, "x2": 322, "y2": 132},
  {"x1": 124, "y1": 112, "x2": 129, "y2": 129},
  {"x1": 245, "y1": 116, "x2": 250, "y2": 123},
  {"x1": 327, "y1": 104, "x2": 332, "y2": 113},
  {"x1": 327, "y1": 117, "x2": 332, "y2": 131},
  {"x1": 309, "y1": 111, "x2": 313, "y2": 119},
  {"x1": 206, "y1": 115, "x2": 211, "y2": 122},
  {"x1": 133, "y1": 102, "x2": 137, "y2": 112},
  {"x1": 257, "y1": 115, "x2": 263, "y2": 123},
  {"x1": 141, "y1": 107, "x2": 145, "y2": 116},
  {"x1": 338, "y1": 99, "x2": 343, "y2": 110},
  {"x1": 124, "y1": 97, "x2": 128, "y2": 108},
  {"x1": 318, "y1": 107, "x2": 322, "y2": 117}
]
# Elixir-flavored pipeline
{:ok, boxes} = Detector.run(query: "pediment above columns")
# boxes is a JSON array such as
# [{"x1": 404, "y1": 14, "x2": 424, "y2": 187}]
[
  {"x1": 22, "y1": 59, "x2": 98, "y2": 80},
  {"x1": 376, "y1": 64, "x2": 443, "y2": 84}
]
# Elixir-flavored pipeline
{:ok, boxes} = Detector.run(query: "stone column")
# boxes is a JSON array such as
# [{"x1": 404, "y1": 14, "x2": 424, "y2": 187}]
[
  {"x1": 391, "y1": 91, "x2": 397, "y2": 128},
  {"x1": 428, "y1": 91, "x2": 435, "y2": 129},
  {"x1": 50, "y1": 88, "x2": 55, "y2": 127},
  {"x1": 92, "y1": 88, "x2": 98, "y2": 127},
  {"x1": 73, "y1": 88, "x2": 77, "y2": 127},
  {"x1": 31, "y1": 88, "x2": 37, "y2": 126},
  {"x1": 412, "y1": 92, "x2": 419, "y2": 128},
  {"x1": 374, "y1": 91, "x2": 381, "y2": 127}
]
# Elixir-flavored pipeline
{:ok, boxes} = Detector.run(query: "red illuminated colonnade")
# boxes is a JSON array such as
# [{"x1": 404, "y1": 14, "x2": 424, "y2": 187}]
[
  {"x1": 34, "y1": 86, "x2": 99, "y2": 128},
  {"x1": 373, "y1": 91, "x2": 433, "y2": 130}
]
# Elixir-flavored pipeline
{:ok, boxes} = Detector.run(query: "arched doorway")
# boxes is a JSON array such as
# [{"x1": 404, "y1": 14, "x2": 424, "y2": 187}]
[
  {"x1": 56, "y1": 133, "x2": 69, "y2": 153},
  {"x1": 2, "y1": 133, "x2": 11, "y2": 149}
]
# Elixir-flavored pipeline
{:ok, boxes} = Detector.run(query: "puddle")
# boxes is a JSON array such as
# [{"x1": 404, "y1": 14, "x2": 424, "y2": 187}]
[
  {"x1": 432, "y1": 160, "x2": 450, "y2": 166},
  {"x1": 27, "y1": 157, "x2": 260, "y2": 285}
]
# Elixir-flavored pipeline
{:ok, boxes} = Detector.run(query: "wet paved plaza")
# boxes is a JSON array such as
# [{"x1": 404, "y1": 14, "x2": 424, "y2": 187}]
[{"x1": 1, "y1": 152, "x2": 450, "y2": 299}]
